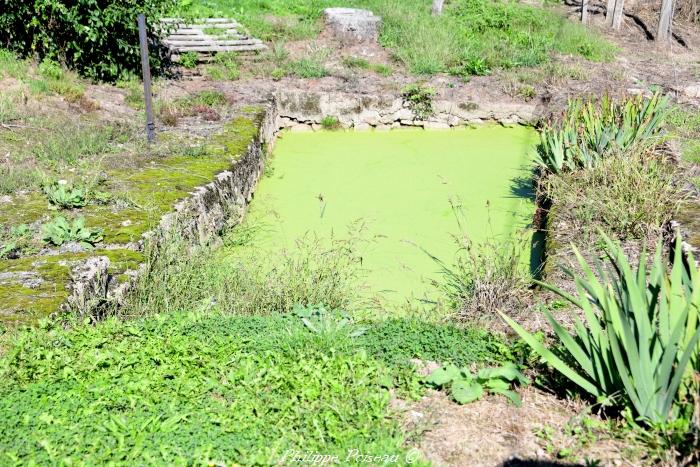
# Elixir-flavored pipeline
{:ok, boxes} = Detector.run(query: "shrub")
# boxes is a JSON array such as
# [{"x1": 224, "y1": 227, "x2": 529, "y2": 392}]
[
  {"x1": 424, "y1": 362, "x2": 529, "y2": 405},
  {"x1": 401, "y1": 83, "x2": 435, "y2": 120},
  {"x1": 287, "y1": 57, "x2": 328, "y2": 79},
  {"x1": 0, "y1": 0, "x2": 176, "y2": 81},
  {"x1": 501, "y1": 233, "x2": 700, "y2": 425},
  {"x1": 536, "y1": 92, "x2": 669, "y2": 174}
]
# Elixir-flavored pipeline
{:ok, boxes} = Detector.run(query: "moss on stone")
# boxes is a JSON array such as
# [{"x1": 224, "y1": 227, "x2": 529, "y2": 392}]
[
  {"x1": 0, "y1": 192, "x2": 49, "y2": 228},
  {"x1": 1, "y1": 112, "x2": 263, "y2": 323},
  {"x1": 0, "y1": 248, "x2": 143, "y2": 323}
]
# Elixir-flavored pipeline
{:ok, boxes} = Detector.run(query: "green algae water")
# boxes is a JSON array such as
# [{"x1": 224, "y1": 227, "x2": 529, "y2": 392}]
[{"x1": 239, "y1": 126, "x2": 537, "y2": 307}]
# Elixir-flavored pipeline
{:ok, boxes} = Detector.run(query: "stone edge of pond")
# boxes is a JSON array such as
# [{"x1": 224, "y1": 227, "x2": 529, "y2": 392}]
[
  {"x1": 274, "y1": 90, "x2": 539, "y2": 130},
  {"x1": 0, "y1": 102, "x2": 279, "y2": 324}
]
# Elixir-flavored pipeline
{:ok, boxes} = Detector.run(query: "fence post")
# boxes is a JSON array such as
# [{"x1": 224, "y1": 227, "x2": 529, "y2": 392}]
[{"x1": 137, "y1": 13, "x2": 156, "y2": 143}]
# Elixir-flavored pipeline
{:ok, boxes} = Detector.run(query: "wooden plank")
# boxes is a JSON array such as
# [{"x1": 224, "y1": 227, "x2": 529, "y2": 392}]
[
  {"x1": 168, "y1": 44, "x2": 265, "y2": 52},
  {"x1": 165, "y1": 39, "x2": 253, "y2": 47},
  {"x1": 162, "y1": 18, "x2": 237, "y2": 23},
  {"x1": 168, "y1": 34, "x2": 245, "y2": 41}
]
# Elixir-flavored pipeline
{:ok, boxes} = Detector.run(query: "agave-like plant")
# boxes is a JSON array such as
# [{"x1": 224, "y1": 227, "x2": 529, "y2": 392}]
[
  {"x1": 501, "y1": 233, "x2": 700, "y2": 424},
  {"x1": 535, "y1": 92, "x2": 669, "y2": 174}
]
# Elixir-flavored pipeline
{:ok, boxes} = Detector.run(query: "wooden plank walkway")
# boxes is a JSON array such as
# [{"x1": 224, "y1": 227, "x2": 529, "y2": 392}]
[{"x1": 161, "y1": 18, "x2": 267, "y2": 61}]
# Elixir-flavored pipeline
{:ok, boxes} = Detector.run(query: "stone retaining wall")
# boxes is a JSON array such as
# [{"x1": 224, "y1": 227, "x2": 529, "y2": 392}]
[{"x1": 275, "y1": 90, "x2": 538, "y2": 130}]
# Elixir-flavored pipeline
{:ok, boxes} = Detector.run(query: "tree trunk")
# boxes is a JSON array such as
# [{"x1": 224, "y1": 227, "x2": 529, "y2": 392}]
[
  {"x1": 581, "y1": 0, "x2": 589, "y2": 23},
  {"x1": 657, "y1": 0, "x2": 674, "y2": 42},
  {"x1": 432, "y1": 0, "x2": 445, "y2": 16}
]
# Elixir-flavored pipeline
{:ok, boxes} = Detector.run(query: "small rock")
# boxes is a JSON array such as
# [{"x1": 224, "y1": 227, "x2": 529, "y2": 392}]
[
  {"x1": 121, "y1": 219, "x2": 132, "y2": 227},
  {"x1": 311, "y1": 123, "x2": 322, "y2": 131},
  {"x1": 683, "y1": 84, "x2": 700, "y2": 98},
  {"x1": 290, "y1": 124, "x2": 313, "y2": 133},
  {"x1": 375, "y1": 124, "x2": 390, "y2": 131},
  {"x1": 354, "y1": 122, "x2": 371, "y2": 131},
  {"x1": 0, "y1": 195, "x2": 12, "y2": 204},
  {"x1": 424, "y1": 121, "x2": 450, "y2": 130}
]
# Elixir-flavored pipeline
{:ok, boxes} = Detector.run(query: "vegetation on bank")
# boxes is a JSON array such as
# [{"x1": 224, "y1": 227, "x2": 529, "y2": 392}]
[{"x1": 178, "y1": 0, "x2": 615, "y2": 77}]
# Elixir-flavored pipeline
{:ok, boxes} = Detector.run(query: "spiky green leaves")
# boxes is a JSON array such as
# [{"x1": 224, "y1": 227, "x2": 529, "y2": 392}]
[{"x1": 501, "y1": 232, "x2": 700, "y2": 424}]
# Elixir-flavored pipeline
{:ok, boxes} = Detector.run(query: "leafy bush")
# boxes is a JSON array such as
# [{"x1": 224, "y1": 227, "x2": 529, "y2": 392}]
[
  {"x1": 424, "y1": 362, "x2": 529, "y2": 405},
  {"x1": 42, "y1": 181, "x2": 87, "y2": 209},
  {"x1": 401, "y1": 83, "x2": 435, "y2": 120},
  {"x1": 41, "y1": 216, "x2": 103, "y2": 248},
  {"x1": 501, "y1": 233, "x2": 700, "y2": 425},
  {"x1": 0, "y1": 0, "x2": 176, "y2": 81},
  {"x1": 546, "y1": 152, "x2": 684, "y2": 240},
  {"x1": 536, "y1": 92, "x2": 669, "y2": 174}
]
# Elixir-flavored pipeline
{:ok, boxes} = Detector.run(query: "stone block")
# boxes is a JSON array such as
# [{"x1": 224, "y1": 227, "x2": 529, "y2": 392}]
[{"x1": 323, "y1": 8, "x2": 381, "y2": 44}]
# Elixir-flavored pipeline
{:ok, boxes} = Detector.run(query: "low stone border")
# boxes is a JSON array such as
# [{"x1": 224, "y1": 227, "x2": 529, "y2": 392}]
[{"x1": 275, "y1": 90, "x2": 538, "y2": 131}]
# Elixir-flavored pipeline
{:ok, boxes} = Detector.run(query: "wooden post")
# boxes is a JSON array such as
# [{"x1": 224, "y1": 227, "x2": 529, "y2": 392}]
[
  {"x1": 605, "y1": 0, "x2": 616, "y2": 26},
  {"x1": 657, "y1": 0, "x2": 674, "y2": 42},
  {"x1": 611, "y1": 0, "x2": 625, "y2": 29},
  {"x1": 581, "y1": 0, "x2": 589, "y2": 23},
  {"x1": 137, "y1": 14, "x2": 156, "y2": 143},
  {"x1": 605, "y1": 0, "x2": 625, "y2": 29},
  {"x1": 432, "y1": 0, "x2": 445, "y2": 16}
]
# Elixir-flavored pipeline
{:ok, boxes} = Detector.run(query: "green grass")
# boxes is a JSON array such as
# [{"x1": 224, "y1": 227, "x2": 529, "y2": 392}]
[
  {"x1": 176, "y1": 0, "x2": 615, "y2": 76},
  {"x1": 667, "y1": 105, "x2": 700, "y2": 165},
  {"x1": 0, "y1": 310, "x2": 507, "y2": 464}
]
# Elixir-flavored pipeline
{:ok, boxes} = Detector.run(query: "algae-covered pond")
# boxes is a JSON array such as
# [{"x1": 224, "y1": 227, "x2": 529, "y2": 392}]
[{"x1": 241, "y1": 126, "x2": 538, "y2": 307}]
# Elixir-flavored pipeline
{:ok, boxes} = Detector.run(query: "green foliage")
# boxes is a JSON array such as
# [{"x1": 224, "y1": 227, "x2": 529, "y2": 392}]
[
  {"x1": 428, "y1": 229, "x2": 530, "y2": 320},
  {"x1": 320, "y1": 115, "x2": 341, "y2": 130},
  {"x1": 270, "y1": 67, "x2": 286, "y2": 80},
  {"x1": 0, "y1": 312, "x2": 414, "y2": 464},
  {"x1": 30, "y1": 121, "x2": 127, "y2": 167},
  {"x1": 0, "y1": 48, "x2": 28, "y2": 79},
  {"x1": 536, "y1": 92, "x2": 669, "y2": 174},
  {"x1": 501, "y1": 233, "x2": 700, "y2": 425},
  {"x1": 42, "y1": 181, "x2": 87, "y2": 209},
  {"x1": 546, "y1": 153, "x2": 683, "y2": 240},
  {"x1": 204, "y1": 52, "x2": 240, "y2": 80},
  {"x1": 358, "y1": 319, "x2": 510, "y2": 367},
  {"x1": 287, "y1": 56, "x2": 328, "y2": 78},
  {"x1": 293, "y1": 304, "x2": 367, "y2": 337},
  {"x1": 425, "y1": 362, "x2": 529, "y2": 405},
  {"x1": 188, "y1": 90, "x2": 227, "y2": 107},
  {"x1": 179, "y1": 51, "x2": 199, "y2": 69},
  {"x1": 343, "y1": 56, "x2": 370, "y2": 69},
  {"x1": 0, "y1": 0, "x2": 176, "y2": 81},
  {"x1": 0, "y1": 224, "x2": 33, "y2": 259},
  {"x1": 122, "y1": 233, "x2": 366, "y2": 318},
  {"x1": 37, "y1": 58, "x2": 63, "y2": 80},
  {"x1": 401, "y1": 83, "x2": 435, "y2": 120},
  {"x1": 175, "y1": 0, "x2": 614, "y2": 77},
  {"x1": 0, "y1": 165, "x2": 43, "y2": 195},
  {"x1": 41, "y1": 216, "x2": 103, "y2": 248}
]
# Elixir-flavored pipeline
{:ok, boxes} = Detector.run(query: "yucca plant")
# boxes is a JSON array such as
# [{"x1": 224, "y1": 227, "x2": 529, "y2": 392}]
[
  {"x1": 535, "y1": 92, "x2": 669, "y2": 174},
  {"x1": 501, "y1": 233, "x2": 700, "y2": 424}
]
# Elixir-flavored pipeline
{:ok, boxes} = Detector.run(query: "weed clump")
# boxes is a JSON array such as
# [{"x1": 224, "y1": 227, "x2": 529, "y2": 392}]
[{"x1": 401, "y1": 83, "x2": 435, "y2": 120}]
